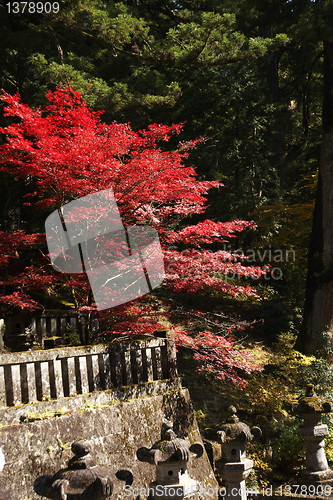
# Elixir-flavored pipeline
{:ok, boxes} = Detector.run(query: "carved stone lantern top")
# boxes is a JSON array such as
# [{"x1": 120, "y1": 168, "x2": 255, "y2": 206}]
[
  {"x1": 136, "y1": 421, "x2": 203, "y2": 465},
  {"x1": 217, "y1": 406, "x2": 262, "y2": 444},
  {"x1": 34, "y1": 440, "x2": 132, "y2": 500},
  {"x1": 292, "y1": 384, "x2": 333, "y2": 415},
  {"x1": 137, "y1": 421, "x2": 203, "y2": 496}
]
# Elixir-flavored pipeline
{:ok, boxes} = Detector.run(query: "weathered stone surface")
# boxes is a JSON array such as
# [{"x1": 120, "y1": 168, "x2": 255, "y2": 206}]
[
  {"x1": 0, "y1": 387, "x2": 217, "y2": 499},
  {"x1": 0, "y1": 379, "x2": 181, "y2": 427},
  {"x1": 3, "y1": 312, "x2": 35, "y2": 351},
  {"x1": 137, "y1": 421, "x2": 204, "y2": 498},
  {"x1": 292, "y1": 384, "x2": 333, "y2": 415},
  {"x1": 214, "y1": 407, "x2": 261, "y2": 500},
  {"x1": 34, "y1": 439, "x2": 121, "y2": 499},
  {"x1": 299, "y1": 424, "x2": 329, "y2": 438},
  {"x1": 293, "y1": 385, "x2": 333, "y2": 482}
]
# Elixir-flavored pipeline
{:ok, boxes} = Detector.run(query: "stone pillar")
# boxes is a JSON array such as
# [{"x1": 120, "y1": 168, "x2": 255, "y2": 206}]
[
  {"x1": 292, "y1": 384, "x2": 333, "y2": 483},
  {"x1": 136, "y1": 420, "x2": 204, "y2": 499},
  {"x1": 215, "y1": 406, "x2": 262, "y2": 500}
]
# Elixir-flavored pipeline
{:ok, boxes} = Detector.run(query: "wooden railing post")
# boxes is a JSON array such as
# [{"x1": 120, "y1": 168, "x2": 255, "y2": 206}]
[
  {"x1": 0, "y1": 319, "x2": 4, "y2": 349},
  {"x1": 166, "y1": 338, "x2": 178, "y2": 379}
]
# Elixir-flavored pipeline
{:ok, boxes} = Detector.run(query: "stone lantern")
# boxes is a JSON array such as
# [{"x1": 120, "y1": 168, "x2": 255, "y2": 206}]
[
  {"x1": 215, "y1": 406, "x2": 262, "y2": 500},
  {"x1": 34, "y1": 439, "x2": 133, "y2": 499},
  {"x1": 292, "y1": 384, "x2": 333, "y2": 483},
  {"x1": 136, "y1": 420, "x2": 204, "y2": 499},
  {"x1": 4, "y1": 311, "x2": 36, "y2": 351}
]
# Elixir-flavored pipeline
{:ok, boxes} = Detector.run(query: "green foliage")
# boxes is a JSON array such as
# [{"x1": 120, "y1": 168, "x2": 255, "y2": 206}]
[
  {"x1": 250, "y1": 198, "x2": 315, "y2": 305},
  {"x1": 299, "y1": 358, "x2": 333, "y2": 396},
  {"x1": 247, "y1": 448, "x2": 272, "y2": 489},
  {"x1": 28, "y1": 53, "x2": 112, "y2": 108},
  {"x1": 231, "y1": 373, "x2": 294, "y2": 431},
  {"x1": 63, "y1": 324, "x2": 81, "y2": 346},
  {"x1": 271, "y1": 421, "x2": 305, "y2": 472},
  {"x1": 323, "y1": 415, "x2": 333, "y2": 465},
  {"x1": 56, "y1": 438, "x2": 72, "y2": 456},
  {"x1": 291, "y1": 332, "x2": 333, "y2": 396},
  {"x1": 253, "y1": 299, "x2": 302, "y2": 342},
  {"x1": 20, "y1": 407, "x2": 70, "y2": 423},
  {"x1": 83, "y1": 399, "x2": 111, "y2": 412}
]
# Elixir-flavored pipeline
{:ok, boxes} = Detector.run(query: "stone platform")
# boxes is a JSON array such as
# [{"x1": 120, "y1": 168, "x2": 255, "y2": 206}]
[{"x1": 0, "y1": 382, "x2": 218, "y2": 499}]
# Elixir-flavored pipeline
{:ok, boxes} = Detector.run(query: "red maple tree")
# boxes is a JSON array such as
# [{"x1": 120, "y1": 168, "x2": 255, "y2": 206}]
[{"x1": 0, "y1": 85, "x2": 264, "y2": 384}]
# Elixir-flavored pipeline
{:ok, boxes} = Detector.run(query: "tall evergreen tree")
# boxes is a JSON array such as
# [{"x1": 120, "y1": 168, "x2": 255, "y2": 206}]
[{"x1": 301, "y1": 0, "x2": 333, "y2": 352}]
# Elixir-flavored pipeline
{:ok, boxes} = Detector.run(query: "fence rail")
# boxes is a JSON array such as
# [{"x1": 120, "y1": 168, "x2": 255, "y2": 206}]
[
  {"x1": 1, "y1": 311, "x2": 100, "y2": 350},
  {"x1": 32, "y1": 311, "x2": 99, "y2": 340},
  {"x1": 0, "y1": 338, "x2": 178, "y2": 408}
]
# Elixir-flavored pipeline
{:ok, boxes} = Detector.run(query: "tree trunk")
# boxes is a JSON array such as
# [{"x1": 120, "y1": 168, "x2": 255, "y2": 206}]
[{"x1": 300, "y1": 40, "x2": 333, "y2": 353}]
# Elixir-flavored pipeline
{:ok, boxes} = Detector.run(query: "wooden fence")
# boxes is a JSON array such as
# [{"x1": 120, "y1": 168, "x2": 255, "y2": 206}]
[
  {"x1": 31, "y1": 311, "x2": 99, "y2": 340},
  {"x1": 0, "y1": 338, "x2": 178, "y2": 408},
  {"x1": 0, "y1": 311, "x2": 99, "y2": 350}
]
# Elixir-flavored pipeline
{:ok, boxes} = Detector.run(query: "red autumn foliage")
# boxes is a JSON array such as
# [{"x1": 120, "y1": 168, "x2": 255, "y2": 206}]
[
  {"x1": 0, "y1": 85, "x2": 264, "y2": 383},
  {"x1": 174, "y1": 329, "x2": 259, "y2": 387}
]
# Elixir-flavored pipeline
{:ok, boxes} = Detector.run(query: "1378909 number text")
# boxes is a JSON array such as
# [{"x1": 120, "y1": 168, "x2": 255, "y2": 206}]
[{"x1": 6, "y1": 2, "x2": 60, "y2": 14}]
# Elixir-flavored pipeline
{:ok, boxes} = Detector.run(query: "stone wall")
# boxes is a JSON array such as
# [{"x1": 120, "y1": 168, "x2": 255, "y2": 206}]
[{"x1": 0, "y1": 383, "x2": 218, "y2": 499}]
